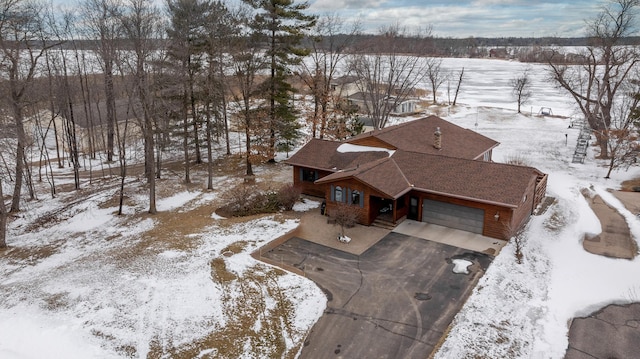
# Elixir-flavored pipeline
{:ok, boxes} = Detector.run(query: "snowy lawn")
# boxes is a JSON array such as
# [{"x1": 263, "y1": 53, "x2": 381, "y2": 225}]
[{"x1": 0, "y1": 163, "x2": 325, "y2": 358}]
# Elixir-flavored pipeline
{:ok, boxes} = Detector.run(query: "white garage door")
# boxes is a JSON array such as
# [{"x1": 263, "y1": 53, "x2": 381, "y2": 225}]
[{"x1": 422, "y1": 200, "x2": 485, "y2": 234}]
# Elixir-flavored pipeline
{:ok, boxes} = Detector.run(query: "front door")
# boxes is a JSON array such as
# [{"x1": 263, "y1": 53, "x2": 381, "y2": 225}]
[{"x1": 408, "y1": 196, "x2": 419, "y2": 220}]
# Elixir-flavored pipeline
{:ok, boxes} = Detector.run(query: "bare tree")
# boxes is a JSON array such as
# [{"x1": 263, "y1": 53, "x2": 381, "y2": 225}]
[
  {"x1": 331, "y1": 202, "x2": 360, "y2": 239},
  {"x1": 0, "y1": 0, "x2": 57, "y2": 212},
  {"x1": 547, "y1": 0, "x2": 640, "y2": 158},
  {"x1": 604, "y1": 86, "x2": 640, "y2": 178},
  {"x1": 202, "y1": 1, "x2": 236, "y2": 189},
  {"x1": 81, "y1": 0, "x2": 122, "y2": 163},
  {"x1": 297, "y1": 14, "x2": 359, "y2": 139},
  {"x1": 348, "y1": 24, "x2": 431, "y2": 129},
  {"x1": 230, "y1": 7, "x2": 269, "y2": 177},
  {"x1": 120, "y1": 0, "x2": 161, "y2": 213},
  {"x1": 0, "y1": 175, "x2": 6, "y2": 248},
  {"x1": 510, "y1": 67, "x2": 533, "y2": 113},
  {"x1": 451, "y1": 67, "x2": 465, "y2": 106},
  {"x1": 425, "y1": 58, "x2": 447, "y2": 104}
]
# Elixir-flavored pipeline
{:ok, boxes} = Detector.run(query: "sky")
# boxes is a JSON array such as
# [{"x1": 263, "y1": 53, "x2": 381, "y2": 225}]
[
  {"x1": 307, "y1": 0, "x2": 603, "y2": 38},
  {"x1": 49, "y1": 0, "x2": 607, "y2": 39}
]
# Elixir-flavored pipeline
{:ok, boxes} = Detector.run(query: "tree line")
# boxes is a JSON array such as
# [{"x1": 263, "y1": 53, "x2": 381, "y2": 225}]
[
  {"x1": 1, "y1": 0, "x2": 640, "y2": 248},
  {"x1": 0, "y1": 0, "x2": 439, "y2": 248}
]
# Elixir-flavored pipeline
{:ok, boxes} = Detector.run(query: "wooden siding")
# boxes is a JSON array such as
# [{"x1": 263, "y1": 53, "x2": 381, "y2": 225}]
[
  {"x1": 292, "y1": 166, "x2": 331, "y2": 198},
  {"x1": 534, "y1": 173, "x2": 548, "y2": 209},
  {"x1": 324, "y1": 178, "x2": 374, "y2": 225},
  {"x1": 508, "y1": 174, "x2": 539, "y2": 237}
]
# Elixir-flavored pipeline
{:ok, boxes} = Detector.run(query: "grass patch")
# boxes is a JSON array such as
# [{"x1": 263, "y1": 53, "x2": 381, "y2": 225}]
[
  {"x1": 211, "y1": 258, "x2": 237, "y2": 283},
  {"x1": 221, "y1": 241, "x2": 248, "y2": 255},
  {"x1": 621, "y1": 177, "x2": 640, "y2": 192},
  {"x1": 161, "y1": 267, "x2": 301, "y2": 359}
]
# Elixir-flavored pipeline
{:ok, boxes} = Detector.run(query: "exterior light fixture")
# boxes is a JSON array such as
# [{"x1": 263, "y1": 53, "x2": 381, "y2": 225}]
[{"x1": 494, "y1": 212, "x2": 500, "y2": 221}]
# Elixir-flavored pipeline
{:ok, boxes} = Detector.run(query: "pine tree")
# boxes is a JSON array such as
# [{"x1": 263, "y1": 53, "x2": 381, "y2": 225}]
[{"x1": 243, "y1": 0, "x2": 316, "y2": 161}]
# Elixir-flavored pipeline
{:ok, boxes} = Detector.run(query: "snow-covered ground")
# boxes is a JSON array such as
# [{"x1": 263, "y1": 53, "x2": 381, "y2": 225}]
[{"x1": 1, "y1": 57, "x2": 639, "y2": 358}]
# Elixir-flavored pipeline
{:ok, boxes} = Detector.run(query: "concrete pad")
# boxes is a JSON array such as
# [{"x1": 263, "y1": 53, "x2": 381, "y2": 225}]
[
  {"x1": 583, "y1": 194, "x2": 636, "y2": 259},
  {"x1": 393, "y1": 220, "x2": 506, "y2": 256},
  {"x1": 565, "y1": 303, "x2": 640, "y2": 359},
  {"x1": 613, "y1": 191, "x2": 640, "y2": 216},
  {"x1": 296, "y1": 211, "x2": 390, "y2": 256}
]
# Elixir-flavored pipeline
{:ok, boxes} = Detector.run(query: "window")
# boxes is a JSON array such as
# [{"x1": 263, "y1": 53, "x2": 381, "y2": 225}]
[
  {"x1": 334, "y1": 186, "x2": 343, "y2": 202},
  {"x1": 351, "y1": 190, "x2": 360, "y2": 205},
  {"x1": 302, "y1": 168, "x2": 317, "y2": 182}
]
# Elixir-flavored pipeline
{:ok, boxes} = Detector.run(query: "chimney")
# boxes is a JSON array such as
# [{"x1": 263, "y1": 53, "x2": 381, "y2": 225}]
[{"x1": 433, "y1": 127, "x2": 442, "y2": 150}]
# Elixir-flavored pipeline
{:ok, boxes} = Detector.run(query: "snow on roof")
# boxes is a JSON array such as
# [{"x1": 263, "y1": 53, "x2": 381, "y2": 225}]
[{"x1": 336, "y1": 143, "x2": 395, "y2": 157}]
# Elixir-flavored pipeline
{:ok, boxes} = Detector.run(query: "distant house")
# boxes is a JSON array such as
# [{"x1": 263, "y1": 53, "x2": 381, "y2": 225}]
[
  {"x1": 330, "y1": 75, "x2": 361, "y2": 98},
  {"x1": 285, "y1": 116, "x2": 548, "y2": 240},
  {"x1": 347, "y1": 92, "x2": 420, "y2": 116},
  {"x1": 489, "y1": 48, "x2": 509, "y2": 59}
]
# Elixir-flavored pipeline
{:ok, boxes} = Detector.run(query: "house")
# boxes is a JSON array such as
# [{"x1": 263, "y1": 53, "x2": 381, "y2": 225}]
[
  {"x1": 347, "y1": 92, "x2": 420, "y2": 116},
  {"x1": 285, "y1": 115, "x2": 548, "y2": 240},
  {"x1": 330, "y1": 75, "x2": 361, "y2": 98}
]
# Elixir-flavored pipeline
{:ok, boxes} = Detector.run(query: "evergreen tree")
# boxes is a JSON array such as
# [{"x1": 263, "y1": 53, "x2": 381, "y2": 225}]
[
  {"x1": 166, "y1": 0, "x2": 210, "y2": 181},
  {"x1": 243, "y1": 0, "x2": 316, "y2": 161}
]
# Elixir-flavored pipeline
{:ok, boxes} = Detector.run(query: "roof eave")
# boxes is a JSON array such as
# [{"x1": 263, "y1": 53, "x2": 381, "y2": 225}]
[{"x1": 411, "y1": 186, "x2": 519, "y2": 209}]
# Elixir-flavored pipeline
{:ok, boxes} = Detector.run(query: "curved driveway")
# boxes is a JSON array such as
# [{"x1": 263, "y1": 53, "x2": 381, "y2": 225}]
[{"x1": 263, "y1": 232, "x2": 493, "y2": 358}]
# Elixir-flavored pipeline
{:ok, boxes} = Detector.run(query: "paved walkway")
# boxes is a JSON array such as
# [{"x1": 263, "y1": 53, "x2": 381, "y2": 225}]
[
  {"x1": 295, "y1": 211, "x2": 390, "y2": 256},
  {"x1": 288, "y1": 211, "x2": 505, "y2": 257},
  {"x1": 565, "y1": 303, "x2": 640, "y2": 359},
  {"x1": 565, "y1": 190, "x2": 640, "y2": 359},
  {"x1": 394, "y1": 220, "x2": 505, "y2": 256},
  {"x1": 582, "y1": 191, "x2": 637, "y2": 259}
]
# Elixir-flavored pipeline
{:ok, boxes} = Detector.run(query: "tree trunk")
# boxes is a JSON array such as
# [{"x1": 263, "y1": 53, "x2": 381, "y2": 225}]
[
  {"x1": 453, "y1": 68, "x2": 464, "y2": 106},
  {"x1": 10, "y1": 102, "x2": 25, "y2": 213},
  {"x1": 206, "y1": 103, "x2": 214, "y2": 190},
  {"x1": 183, "y1": 87, "x2": 191, "y2": 183},
  {"x1": 105, "y1": 63, "x2": 116, "y2": 162},
  {"x1": 0, "y1": 176, "x2": 7, "y2": 248},
  {"x1": 594, "y1": 131, "x2": 610, "y2": 159},
  {"x1": 245, "y1": 109, "x2": 253, "y2": 176}
]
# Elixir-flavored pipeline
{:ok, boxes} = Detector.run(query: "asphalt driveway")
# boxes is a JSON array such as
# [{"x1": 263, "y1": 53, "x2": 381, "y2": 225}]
[{"x1": 263, "y1": 232, "x2": 493, "y2": 359}]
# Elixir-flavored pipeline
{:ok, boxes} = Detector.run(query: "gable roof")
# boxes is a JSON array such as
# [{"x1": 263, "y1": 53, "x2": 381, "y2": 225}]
[
  {"x1": 285, "y1": 138, "x2": 390, "y2": 171},
  {"x1": 316, "y1": 150, "x2": 541, "y2": 207},
  {"x1": 348, "y1": 115, "x2": 498, "y2": 160}
]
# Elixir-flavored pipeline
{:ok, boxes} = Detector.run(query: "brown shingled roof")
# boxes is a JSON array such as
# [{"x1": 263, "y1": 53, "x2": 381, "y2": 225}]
[
  {"x1": 348, "y1": 115, "x2": 498, "y2": 160},
  {"x1": 284, "y1": 139, "x2": 389, "y2": 172},
  {"x1": 287, "y1": 117, "x2": 543, "y2": 207},
  {"x1": 316, "y1": 150, "x2": 540, "y2": 207},
  {"x1": 392, "y1": 151, "x2": 541, "y2": 207},
  {"x1": 315, "y1": 157, "x2": 411, "y2": 198}
]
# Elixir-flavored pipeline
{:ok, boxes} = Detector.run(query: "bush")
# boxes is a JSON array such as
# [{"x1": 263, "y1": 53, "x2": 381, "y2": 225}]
[
  {"x1": 504, "y1": 152, "x2": 530, "y2": 166},
  {"x1": 219, "y1": 183, "x2": 300, "y2": 217},
  {"x1": 220, "y1": 184, "x2": 262, "y2": 217},
  {"x1": 277, "y1": 184, "x2": 301, "y2": 211}
]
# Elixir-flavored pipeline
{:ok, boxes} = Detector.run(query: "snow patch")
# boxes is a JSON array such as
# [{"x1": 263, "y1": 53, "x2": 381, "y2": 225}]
[
  {"x1": 452, "y1": 259, "x2": 473, "y2": 274},
  {"x1": 336, "y1": 143, "x2": 395, "y2": 157}
]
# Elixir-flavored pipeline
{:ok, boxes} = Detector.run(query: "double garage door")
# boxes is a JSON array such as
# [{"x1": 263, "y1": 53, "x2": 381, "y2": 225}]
[{"x1": 422, "y1": 200, "x2": 485, "y2": 234}]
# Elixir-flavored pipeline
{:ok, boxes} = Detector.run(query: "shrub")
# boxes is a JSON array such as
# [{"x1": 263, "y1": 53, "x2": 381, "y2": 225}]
[
  {"x1": 219, "y1": 183, "x2": 301, "y2": 216},
  {"x1": 220, "y1": 184, "x2": 262, "y2": 217},
  {"x1": 277, "y1": 184, "x2": 301, "y2": 211},
  {"x1": 504, "y1": 152, "x2": 530, "y2": 166}
]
